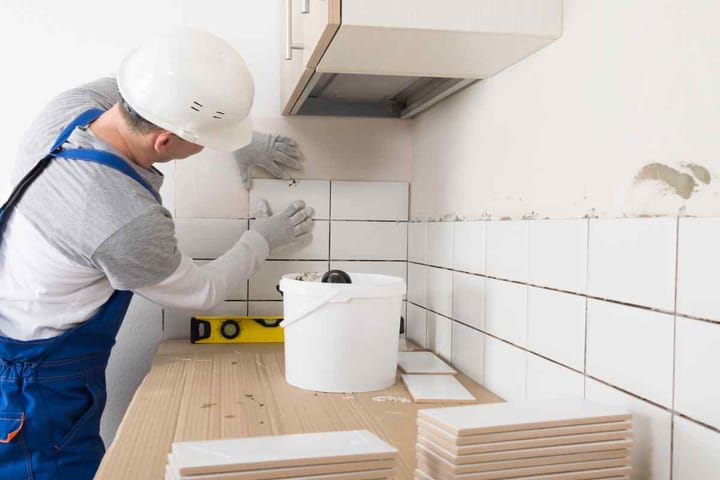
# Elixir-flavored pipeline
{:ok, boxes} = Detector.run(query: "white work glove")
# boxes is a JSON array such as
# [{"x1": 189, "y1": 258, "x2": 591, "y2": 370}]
[
  {"x1": 251, "y1": 199, "x2": 315, "y2": 252},
  {"x1": 235, "y1": 132, "x2": 304, "y2": 189}
]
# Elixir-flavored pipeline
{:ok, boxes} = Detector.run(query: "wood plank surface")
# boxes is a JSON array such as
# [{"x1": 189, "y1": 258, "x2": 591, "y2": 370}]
[{"x1": 96, "y1": 341, "x2": 502, "y2": 480}]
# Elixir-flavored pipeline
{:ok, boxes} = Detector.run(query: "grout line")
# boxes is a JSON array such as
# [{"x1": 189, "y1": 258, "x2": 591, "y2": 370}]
[{"x1": 669, "y1": 215, "x2": 681, "y2": 479}]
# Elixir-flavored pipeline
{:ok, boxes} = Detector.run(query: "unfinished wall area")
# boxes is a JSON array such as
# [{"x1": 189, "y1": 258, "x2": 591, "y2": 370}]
[{"x1": 408, "y1": 1, "x2": 720, "y2": 479}]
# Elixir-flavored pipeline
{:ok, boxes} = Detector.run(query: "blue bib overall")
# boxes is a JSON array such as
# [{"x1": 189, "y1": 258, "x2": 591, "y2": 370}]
[{"x1": 0, "y1": 109, "x2": 160, "y2": 479}]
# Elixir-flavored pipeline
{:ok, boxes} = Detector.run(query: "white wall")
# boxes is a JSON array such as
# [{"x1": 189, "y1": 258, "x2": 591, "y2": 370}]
[{"x1": 411, "y1": 0, "x2": 720, "y2": 220}]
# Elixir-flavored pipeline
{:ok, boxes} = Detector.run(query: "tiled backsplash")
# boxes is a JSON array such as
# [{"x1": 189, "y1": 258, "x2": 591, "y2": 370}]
[
  {"x1": 167, "y1": 179, "x2": 409, "y2": 339},
  {"x1": 406, "y1": 217, "x2": 720, "y2": 479}
]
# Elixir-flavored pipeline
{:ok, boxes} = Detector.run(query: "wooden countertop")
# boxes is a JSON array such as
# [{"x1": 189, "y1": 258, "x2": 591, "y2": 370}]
[{"x1": 96, "y1": 340, "x2": 502, "y2": 479}]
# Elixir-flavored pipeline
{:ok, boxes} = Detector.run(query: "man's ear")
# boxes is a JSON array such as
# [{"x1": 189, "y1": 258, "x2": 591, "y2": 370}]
[{"x1": 153, "y1": 131, "x2": 175, "y2": 153}]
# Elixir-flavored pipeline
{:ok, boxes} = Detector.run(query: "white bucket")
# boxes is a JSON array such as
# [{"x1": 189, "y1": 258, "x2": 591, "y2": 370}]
[{"x1": 278, "y1": 273, "x2": 406, "y2": 393}]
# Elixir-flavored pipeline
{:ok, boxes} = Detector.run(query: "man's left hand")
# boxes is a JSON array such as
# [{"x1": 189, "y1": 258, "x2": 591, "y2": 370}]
[{"x1": 235, "y1": 132, "x2": 304, "y2": 189}]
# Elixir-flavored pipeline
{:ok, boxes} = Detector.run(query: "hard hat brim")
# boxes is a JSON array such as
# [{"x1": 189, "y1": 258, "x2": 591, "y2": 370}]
[{"x1": 188, "y1": 114, "x2": 253, "y2": 152}]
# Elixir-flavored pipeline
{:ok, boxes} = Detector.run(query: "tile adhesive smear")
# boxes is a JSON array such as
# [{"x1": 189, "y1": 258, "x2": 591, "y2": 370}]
[{"x1": 279, "y1": 272, "x2": 406, "y2": 393}]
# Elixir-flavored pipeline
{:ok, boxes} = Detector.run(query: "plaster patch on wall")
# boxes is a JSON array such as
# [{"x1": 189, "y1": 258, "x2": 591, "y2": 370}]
[{"x1": 635, "y1": 163, "x2": 697, "y2": 200}]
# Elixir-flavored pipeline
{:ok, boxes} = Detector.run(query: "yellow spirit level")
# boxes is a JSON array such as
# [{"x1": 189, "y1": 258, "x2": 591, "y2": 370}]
[{"x1": 190, "y1": 316, "x2": 284, "y2": 344}]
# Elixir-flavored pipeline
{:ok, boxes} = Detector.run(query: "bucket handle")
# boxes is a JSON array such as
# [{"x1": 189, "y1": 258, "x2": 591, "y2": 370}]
[{"x1": 280, "y1": 289, "x2": 341, "y2": 329}]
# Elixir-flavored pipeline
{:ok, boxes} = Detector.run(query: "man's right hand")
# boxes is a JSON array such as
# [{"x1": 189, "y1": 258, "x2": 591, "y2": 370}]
[{"x1": 250, "y1": 199, "x2": 314, "y2": 252}]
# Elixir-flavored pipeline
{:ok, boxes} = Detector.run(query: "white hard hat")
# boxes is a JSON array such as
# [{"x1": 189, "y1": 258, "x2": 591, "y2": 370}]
[{"x1": 117, "y1": 27, "x2": 254, "y2": 152}]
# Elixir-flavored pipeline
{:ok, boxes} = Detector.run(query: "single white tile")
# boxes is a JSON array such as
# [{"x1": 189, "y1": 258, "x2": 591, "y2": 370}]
[
  {"x1": 175, "y1": 219, "x2": 248, "y2": 259},
  {"x1": 195, "y1": 260, "x2": 247, "y2": 300},
  {"x1": 330, "y1": 222, "x2": 407, "y2": 260},
  {"x1": 398, "y1": 351, "x2": 456, "y2": 374},
  {"x1": 408, "y1": 222, "x2": 428, "y2": 264},
  {"x1": 451, "y1": 322, "x2": 484, "y2": 384},
  {"x1": 525, "y1": 354, "x2": 584, "y2": 401},
  {"x1": 452, "y1": 272, "x2": 485, "y2": 330},
  {"x1": 528, "y1": 219, "x2": 588, "y2": 293},
  {"x1": 163, "y1": 301, "x2": 248, "y2": 339},
  {"x1": 250, "y1": 261, "x2": 328, "y2": 300},
  {"x1": 330, "y1": 181, "x2": 408, "y2": 221},
  {"x1": 674, "y1": 317, "x2": 720, "y2": 429},
  {"x1": 586, "y1": 300, "x2": 674, "y2": 407},
  {"x1": 102, "y1": 297, "x2": 163, "y2": 444},
  {"x1": 677, "y1": 218, "x2": 720, "y2": 321},
  {"x1": 427, "y1": 312, "x2": 452, "y2": 362},
  {"x1": 526, "y1": 287, "x2": 586, "y2": 370},
  {"x1": 453, "y1": 221, "x2": 486, "y2": 274},
  {"x1": 588, "y1": 218, "x2": 676, "y2": 311},
  {"x1": 484, "y1": 336, "x2": 526, "y2": 401},
  {"x1": 673, "y1": 416, "x2": 720, "y2": 480},
  {"x1": 407, "y1": 263, "x2": 428, "y2": 307},
  {"x1": 426, "y1": 222, "x2": 454, "y2": 268},
  {"x1": 249, "y1": 220, "x2": 329, "y2": 260},
  {"x1": 401, "y1": 374, "x2": 475, "y2": 403},
  {"x1": 249, "y1": 179, "x2": 330, "y2": 220},
  {"x1": 172, "y1": 430, "x2": 397, "y2": 472},
  {"x1": 485, "y1": 279, "x2": 528, "y2": 347},
  {"x1": 247, "y1": 301, "x2": 284, "y2": 317},
  {"x1": 585, "y1": 378, "x2": 671, "y2": 480},
  {"x1": 486, "y1": 220, "x2": 529, "y2": 282},
  {"x1": 407, "y1": 303, "x2": 428, "y2": 348},
  {"x1": 174, "y1": 149, "x2": 249, "y2": 219},
  {"x1": 427, "y1": 267, "x2": 453, "y2": 317}
]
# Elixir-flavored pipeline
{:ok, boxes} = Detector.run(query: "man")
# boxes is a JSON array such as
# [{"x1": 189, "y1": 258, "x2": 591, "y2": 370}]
[{"x1": 0, "y1": 28, "x2": 314, "y2": 479}]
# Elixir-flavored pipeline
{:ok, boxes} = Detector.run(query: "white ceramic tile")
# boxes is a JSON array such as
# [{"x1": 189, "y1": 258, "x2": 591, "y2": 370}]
[
  {"x1": 484, "y1": 279, "x2": 528, "y2": 346},
  {"x1": 451, "y1": 322, "x2": 484, "y2": 384},
  {"x1": 586, "y1": 300, "x2": 674, "y2": 407},
  {"x1": 674, "y1": 317, "x2": 720, "y2": 429},
  {"x1": 330, "y1": 181, "x2": 408, "y2": 221},
  {"x1": 401, "y1": 374, "x2": 475, "y2": 403},
  {"x1": 453, "y1": 221, "x2": 486, "y2": 274},
  {"x1": 250, "y1": 261, "x2": 328, "y2": 300},
  {"x1": 195, "y1": 260, "x2": 247, "y2": 300},
  {"x1": 175, "y1": 219, "x2": 249, "y2": 259},
  {"x1": 330, "y1": 222, "x2": 407, "y2": 260},
  {"x1": 528, "y1": 219, "x2": 588, "y2": 293},
  {"x1": 672, "y1": 416, "x2": 720, "y2": 480},
  {"x1": 247, "y1": 301, "x2": 284, "y2": 317},
  {"x1": 426, "y1": 222, "x2": 454, "y2": 268},
  {"x1": 585, "y1": 379, "x2": 671, "y2": 480},
  {"x1": 407, "y1": 263, "x2": 428, "y2": 307},
  {"x1": 526, "y1": 287, "x2": 586, "y2": 370},
  {"x1": 408, "y1": 222, "x2": 428, "y2": 264},
  {"x1": 588, "y1": 218, "x2": 676, "y2": 311},
  {"x1": 398, "y1": 351, "x2": 456, "y2": 374},
  {"x1": 174, "y1": 149, "x2": 249, "y2": 219},
  {"x1": 172, "y1": 430, "x2": 397, "y2": 473},
  {"x1": 452, "y1": 272, "x2": 485, "y2": 330},
  {"x1": 163, "y1": 301, "x2": 247, "y2": 339},
  {"x1": 102, "y1": 297, "x2": 163, "y2": 444},
  {"x1": 250, "y1": 220, "x2": 329, "y2": 260},
  {"x1": 525, "y1": 354, "x2": 584, "y2": 401},
  {"x1": 486, "y1": 220, "x2": 529, "y2": 282},
  {"x1": 329, "y1": 261, "x2": 406, "y2": 281},
  {"x1": 406, "y1": 303, "x2": 428, "y2": 348},
  {"x1": 249, "y1": 179, "x2": 330, "y2": 220},
  {"x1": 483, "y1": 336, "x2": 526, "y2": 401},
  {"x1": 427, "y1": 267, "x2": 453, "y2": 317},
  {"x1": 677, "y1": 218, "x2": 720, "y2": 321},
  {"x1": 427, "y1": 312, "x2": 452, "y2": 362}
]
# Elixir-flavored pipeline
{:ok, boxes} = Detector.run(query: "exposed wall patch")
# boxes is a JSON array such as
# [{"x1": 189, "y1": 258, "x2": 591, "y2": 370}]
[
  {"x1": 685, "y1": 164, "x2": 711, "y2": 185},
  {"x1": 635, "y1": 163, "x2": 697, "y2": 200}
]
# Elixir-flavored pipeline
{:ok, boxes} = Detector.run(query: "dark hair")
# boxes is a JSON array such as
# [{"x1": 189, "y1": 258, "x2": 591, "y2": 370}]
[{"x1": 119, "y1": 96, "x2": 161, "y2": 134}]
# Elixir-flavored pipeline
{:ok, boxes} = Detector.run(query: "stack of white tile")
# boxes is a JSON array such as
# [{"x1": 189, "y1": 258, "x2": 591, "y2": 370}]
[
  {"x1": 166, "y1": 430, "x2": 398, "y2": 480},
  {"x1": 414, "y1": 401, "x2": 633, "y2": 480},
  {"x1": 399, "y1": 351, "x2": 476, "y2": 404}
]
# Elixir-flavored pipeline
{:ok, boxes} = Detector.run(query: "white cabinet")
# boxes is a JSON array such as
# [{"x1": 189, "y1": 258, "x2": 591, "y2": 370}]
[{"x1": 281, "y1": 0, "x2": 562, "y2": 118}]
